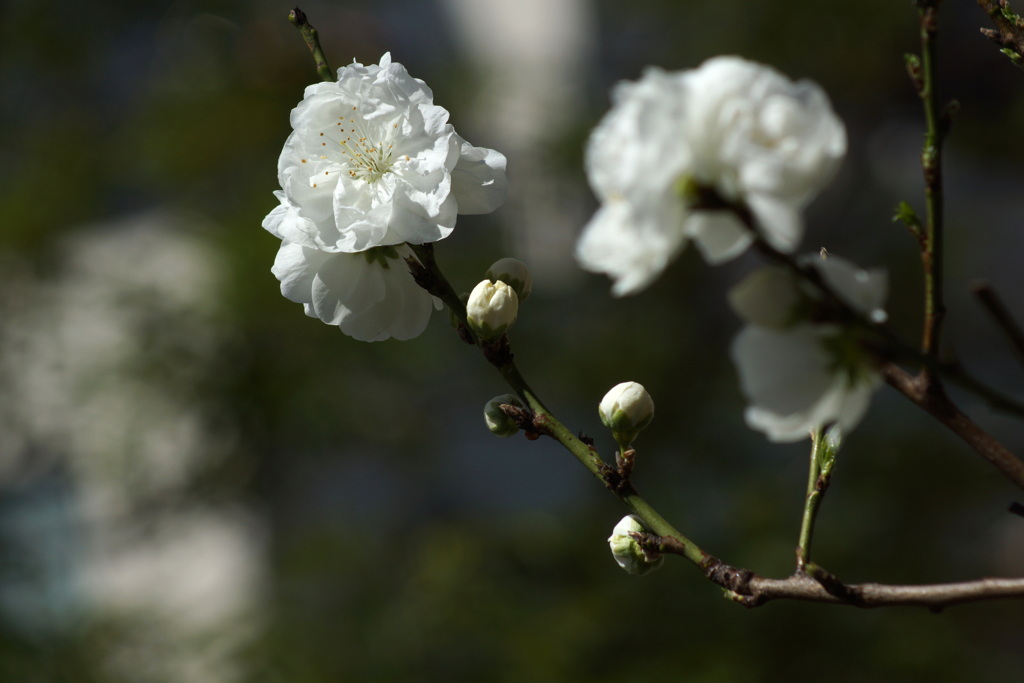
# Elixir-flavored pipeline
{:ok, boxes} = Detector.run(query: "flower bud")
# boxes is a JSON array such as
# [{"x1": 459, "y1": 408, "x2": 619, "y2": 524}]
[
  {"x1": 466, "y1": 279, "x2": 519, "y2": 340},
  {"x1": 608, "y1": 515, "x2": 663, "y2": 576},
  {"x1": 599, "y1": 381, "x2": 654, "y2": 448},
  {"x1": 486, "y1": 258, "x2": 532, "y2": 302},
  {"x1": 484, "y1": 393, "x2": 525, "y2": 437}
]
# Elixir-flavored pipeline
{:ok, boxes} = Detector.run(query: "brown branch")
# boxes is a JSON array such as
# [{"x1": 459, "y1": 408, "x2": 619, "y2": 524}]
[
  {"x1": 740, "y1": 574, "x2": 1024, "y2": 610},
  {"x1": 977, "y1": 0, "x2": 1024, "y2": 68},
  {"x1": 882, "y1": 363, "x2": 1024, "y2": 489},
  {"x1": 649, "y1": 534, "x2": 1024, "y2": 609}
]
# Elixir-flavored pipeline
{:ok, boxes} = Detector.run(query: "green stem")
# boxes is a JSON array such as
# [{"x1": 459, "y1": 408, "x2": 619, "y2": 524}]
[
  {"x1": 289, "y1": 7, "x2": 334, "y2": 83},
  {"x1": 796, "y1": 428, "x2": 826, "y2": 570},
  {"x1": 411, "y1": 244, "x2": 712, "y2": 570}
]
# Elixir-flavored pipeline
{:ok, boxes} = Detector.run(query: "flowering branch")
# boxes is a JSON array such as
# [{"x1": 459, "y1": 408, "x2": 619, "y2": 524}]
[
  {"x1": 977, "y1": 0, "x2": 1024, "y2": 67},
  {"x1": 274, "y1": 8, "x2": 1024, "y2": 612},
  {"x1": 289, "y1": 7, "x2": 334, "y2": 83}
]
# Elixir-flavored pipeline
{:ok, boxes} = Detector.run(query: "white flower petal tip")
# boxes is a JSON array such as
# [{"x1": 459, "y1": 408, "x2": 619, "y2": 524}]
[{"x1": 577, "y1": 56, "x2": 845, "y2": 294}]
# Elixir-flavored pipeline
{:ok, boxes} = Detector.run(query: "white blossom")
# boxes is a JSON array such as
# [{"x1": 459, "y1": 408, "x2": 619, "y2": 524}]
[
  {"x1": 577, "y1": 57, "x2": 846, "y2": 295},
  {"x1": 271, "y1": 53, "x2": 507, "y2": 255},
  {"x1": 730, "y1": 257, "x2": 887, "y2": 442},
  {"x1": 267, "y1": 195, "x2": 440, "y2": 341}
]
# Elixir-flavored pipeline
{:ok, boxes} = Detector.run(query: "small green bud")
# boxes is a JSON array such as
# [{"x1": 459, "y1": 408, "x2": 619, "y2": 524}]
[
  {"x1": 486, "y1": 258, "x2": 532, "y2": 302},
  {"x1": 608, "y1": 515, "x2": 663, "y2": 576},
  {"x1": 599, "y1": 381, "x2": 654, "y2": 449},
  {"x1": 466, "y1": 279, "x2": 519, "y2": 340},
  {"x1": 484, "y1": 393, "x2": 525, "y2": 437}
]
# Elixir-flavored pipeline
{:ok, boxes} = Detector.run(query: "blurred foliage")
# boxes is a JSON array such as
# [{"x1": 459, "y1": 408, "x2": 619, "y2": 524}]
[{"x1": 2, "y1": 0, "x2": 1024, "y2": 681}]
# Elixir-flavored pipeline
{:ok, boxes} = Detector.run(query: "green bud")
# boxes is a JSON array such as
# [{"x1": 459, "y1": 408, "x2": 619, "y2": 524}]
[
  {"x1": 599, "y1": 382, "x2": 654, "y2": 449},
  {"x1": 486, "y1": 258, "x2": 532, "y2": 302},
  {"x1": 484, "y1": 393, "x2": 525, "y2": 437},
  {"x1": 608, "y1": 515, "x2": 663, "y2": 576}
]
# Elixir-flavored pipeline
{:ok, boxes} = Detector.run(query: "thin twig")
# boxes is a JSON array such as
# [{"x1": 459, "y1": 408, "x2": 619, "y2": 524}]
[
  {"x1": 289, "y1": 7, "x2": 334, "y2": 83},
  {"x1": 971, "y1": 280, "x2": 1024, "y2": 367},
  {"x1": 883, "y1": 363, "x2": 1024, "y2": 490},
  {"x1": 915, "y1": 0, "x2": 949, "y2": 369}
]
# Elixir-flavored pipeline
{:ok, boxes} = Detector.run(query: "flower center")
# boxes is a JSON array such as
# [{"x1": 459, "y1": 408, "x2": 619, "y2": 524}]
[{"x1": 328, "y1": 106, "x2": 399, "y2": 184}]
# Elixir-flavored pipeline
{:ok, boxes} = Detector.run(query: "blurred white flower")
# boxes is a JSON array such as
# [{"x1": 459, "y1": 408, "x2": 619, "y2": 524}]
[
  {"x1": 577, "y1": 57, "x2": 846, "y2": 295},
  {"x1": 730, "y1": 257, "x2": 887, "y2": 442},
  {"x1": 270, "y1": 52, "x2": 506, "y2": 255}
]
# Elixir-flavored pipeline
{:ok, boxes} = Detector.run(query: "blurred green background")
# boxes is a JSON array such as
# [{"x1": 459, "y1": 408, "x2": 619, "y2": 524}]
[{"x1": 2, "y1": 0, "x2": 1023, "y2": 681}]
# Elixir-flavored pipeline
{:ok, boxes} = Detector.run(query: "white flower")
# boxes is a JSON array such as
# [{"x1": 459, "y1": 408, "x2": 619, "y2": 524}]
[
  {"x1": 271, "y1": 52, "x2": 507, "y2": 255},
  {"x1": 267, "y1": 194, "x2": 441, "y2": 341},
  {"x1": 730, "y1": 257, "x2": 887, "y2": 442},
  {"x1": 577, "y1": 56, "x2": 846, "y2": 295},
  {"x1": 599, "y1": 381, "x2": 654, "y2": 447},
  {"x1": 466, "y1": 279, "x2": 518, "y2": 340}
]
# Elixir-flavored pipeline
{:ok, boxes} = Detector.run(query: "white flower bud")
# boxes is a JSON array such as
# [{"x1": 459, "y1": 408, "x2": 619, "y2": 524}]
[
  {"x1": 599, "y1": 381, "x2": 654, "y2": 448},
  {"x1": 466, "y1": 279, "x2": 519, "y2": 340},
  {"x1": 608, "y1": 515, "x2": 663, "y2": 576},
  {"x1": 486, "y1": 258, "x2": 532, "y2": 302},
  {"x1": 484, "y1": 393, "x2": 525, "y2": 437}
]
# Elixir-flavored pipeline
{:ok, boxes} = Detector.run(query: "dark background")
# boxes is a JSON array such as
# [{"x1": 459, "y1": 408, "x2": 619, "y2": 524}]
[{"x1": 2, "y1": 1, "x2": 1023, "y2": 680}]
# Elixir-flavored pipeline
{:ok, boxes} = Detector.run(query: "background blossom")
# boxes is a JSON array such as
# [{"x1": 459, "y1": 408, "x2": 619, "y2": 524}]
[
  {"x1": 577, "y1": 56, "x2": 846, "y2": 295},
  {"x1": 730, "y1": 257, "x2": 887, "y2": 442}
]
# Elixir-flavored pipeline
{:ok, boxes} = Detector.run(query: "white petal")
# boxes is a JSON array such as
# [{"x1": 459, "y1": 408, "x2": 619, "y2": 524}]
[
  {"x1": 732, "y1": 325, "x2": 836, "y2": 442},
  {"x1": 811, "y1": 257, "x2": 889, "y2": 317},
  {"x1": 727, "y1": 267, "x2": 800, "y2": 327},
  {"x1": 311, "y1": 253, "x2": 386, "y2": 326},
  {"x1": 290, "y1": 248, "x2": 438, "y2": 341},
  {"x1": 576, "y1": 200, "x2": 685, "y2": 296},
  {"x1": 745, "y1": 193, "x2": 803, "y2": 253},
  {"x1": 451, "y1": 135, "x2": 508, "y2": 215},
  {"x1": 687, "y1": 211, "x2": 753, "y2": 264},
  {"x1": 271, "y1": 240, "x2": 330, "y2": 304}
]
